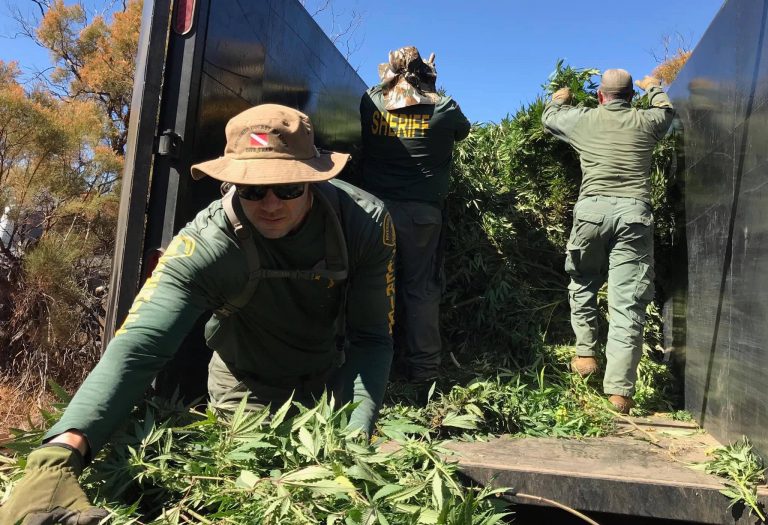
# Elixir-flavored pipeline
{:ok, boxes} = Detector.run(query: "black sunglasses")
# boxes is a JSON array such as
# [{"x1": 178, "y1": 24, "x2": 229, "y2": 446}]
[{"x1": 236, "y1": 183, "x2": 306, "y2": 201}]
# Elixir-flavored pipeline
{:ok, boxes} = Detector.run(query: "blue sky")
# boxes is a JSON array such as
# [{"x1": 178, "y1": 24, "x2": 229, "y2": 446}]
[
  {"x1": 318, "y1": 0, "x2": 725, "y2": 122},
  {"x1": 1, "y1": 0, "x2": 725, "y2": 123},
  {"x1": 0, "y1": 0, "x2": 113, "y2": 79}
]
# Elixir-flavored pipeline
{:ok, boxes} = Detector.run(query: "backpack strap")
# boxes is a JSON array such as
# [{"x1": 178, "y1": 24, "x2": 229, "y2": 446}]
[
  {"x1": 213, "y1": 185, "x2": 261, "y2": 318},
  {"x1": 313, "y1": 183, "x2": 349, "y2": 282},
  {"x1": 313, "y1": 182, "x2": 350, "y2": 345}
]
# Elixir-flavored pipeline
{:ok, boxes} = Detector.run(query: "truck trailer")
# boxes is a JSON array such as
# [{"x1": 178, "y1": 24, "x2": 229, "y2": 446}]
[{"x1": 105, "y1": 0, "x2": 768, "y2": 522}]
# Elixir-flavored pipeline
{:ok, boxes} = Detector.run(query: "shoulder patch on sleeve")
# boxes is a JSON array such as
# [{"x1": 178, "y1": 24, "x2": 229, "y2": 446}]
[
  {"x1": 382, "y1": 213, "x2": 396, "y2": 247},
  {"x1": 163, "y1": 235, "x2": 196, "y2": 259}
]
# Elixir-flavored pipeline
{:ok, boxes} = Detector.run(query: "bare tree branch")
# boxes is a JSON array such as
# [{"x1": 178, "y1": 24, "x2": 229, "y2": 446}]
[
  {"x1": 300, "y1": 0, "x2": 364, "y2": 61},
  {"x1": 650, "y1": 31, "x2": 693, "y2": 64},
  {"x1": 301, "y1": 0, "x2": 332, "y2": 17}
]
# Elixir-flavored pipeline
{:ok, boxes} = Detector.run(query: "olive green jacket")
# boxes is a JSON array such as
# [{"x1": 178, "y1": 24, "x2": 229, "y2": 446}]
[
  {"x1": 542, "y1": 86, "x2": 675, "y2": 203},
  {"x1": 45, "y1": 181, "x2": 395, "y2": 452}
]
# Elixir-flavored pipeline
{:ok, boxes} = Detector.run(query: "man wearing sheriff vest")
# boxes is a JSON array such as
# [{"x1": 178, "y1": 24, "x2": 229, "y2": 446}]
[{"x1": 360, "y1": 46, "x2": 470, "y2": 393}]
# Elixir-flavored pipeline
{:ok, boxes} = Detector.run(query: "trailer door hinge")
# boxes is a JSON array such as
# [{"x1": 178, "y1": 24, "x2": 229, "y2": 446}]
[{"x1": 157, "y1": 130, "x2": 183, "y2": 158}]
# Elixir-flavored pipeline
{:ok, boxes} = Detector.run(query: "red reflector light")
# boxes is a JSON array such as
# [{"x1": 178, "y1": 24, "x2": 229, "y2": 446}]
[
  {"x1": 173, "y1": 0, "x2": 196, "y2": 35},
  {"x1": 144, "y1": 248, "x2": 165, "y2": 280}
]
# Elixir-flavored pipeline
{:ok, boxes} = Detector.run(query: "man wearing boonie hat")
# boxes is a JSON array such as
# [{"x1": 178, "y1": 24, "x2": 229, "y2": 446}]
[
  {"x1": 0, "y1": 104, "x2": 396, "y2": 525},
  {"x1": 359, "y1": 46, "x2": 470, "y2": 396},
  {"x1": 542, "y1": 69, "x2": 675, "y2": 414}
]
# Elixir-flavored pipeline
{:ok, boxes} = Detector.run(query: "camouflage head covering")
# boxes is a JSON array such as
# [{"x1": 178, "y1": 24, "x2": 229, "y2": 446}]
[{"x1": 378, "y1": 46, "x2": 440, "y2": 110}]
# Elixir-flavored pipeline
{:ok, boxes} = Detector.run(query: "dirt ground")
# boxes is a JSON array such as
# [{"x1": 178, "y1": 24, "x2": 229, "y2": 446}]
[{"x1": 0, "y1": 381, "x2": 56, "y2": 442}]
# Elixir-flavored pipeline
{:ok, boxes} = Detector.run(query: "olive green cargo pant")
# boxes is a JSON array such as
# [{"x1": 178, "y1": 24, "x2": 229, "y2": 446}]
[
  {"x1": 207, "y1": 352, "x2": 338, "y2": 414},
  {"x1": 565, "y1": 195, "x2": 654, "y2": 396}
]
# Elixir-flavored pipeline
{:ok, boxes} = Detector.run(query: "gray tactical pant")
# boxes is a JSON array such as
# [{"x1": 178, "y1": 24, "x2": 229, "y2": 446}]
[
  {"x1": 207, "y1": 352, "x2": 337, "y2": 414},
  {"x1": 565, "y1": 195, "x2": 654, "y2": 396},
  {"x1": 385, "y1": 200, "x2": 443, "y2": 382}
]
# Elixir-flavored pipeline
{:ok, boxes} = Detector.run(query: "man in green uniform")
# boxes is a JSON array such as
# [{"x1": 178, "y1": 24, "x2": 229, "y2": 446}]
[
  {"x1": 0, "y1": 104, "x2": 396, "y2": 524},
  {"x1": 360, "y1": 46, "x2": 470, "y2": 388},
  {"x1": 541, "y1": 70, "x2": 675, "y2": 413}
]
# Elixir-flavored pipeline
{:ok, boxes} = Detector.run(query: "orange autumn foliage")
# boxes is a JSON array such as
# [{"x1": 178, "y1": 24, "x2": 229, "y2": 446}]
[
  {"x1": 36, "y1": 0, "x2": 141, "y2": 154},
  {"x1": 652, "y1": 48, "x2": 692, "y2": 86}
]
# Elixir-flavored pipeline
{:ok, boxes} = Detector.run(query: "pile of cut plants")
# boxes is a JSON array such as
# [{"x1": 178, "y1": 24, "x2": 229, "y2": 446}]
[
  {"x1": 0, "y1": 343, "x2": 678, "y2": 524},
  {"x1": 0, "y1": 392, "x2": 511, "y2": 524}
]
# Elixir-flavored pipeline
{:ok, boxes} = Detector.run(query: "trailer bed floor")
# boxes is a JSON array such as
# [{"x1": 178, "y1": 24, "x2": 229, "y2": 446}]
[{"x1": 447, "y1": 415, "x2": 768, "y2": 524}]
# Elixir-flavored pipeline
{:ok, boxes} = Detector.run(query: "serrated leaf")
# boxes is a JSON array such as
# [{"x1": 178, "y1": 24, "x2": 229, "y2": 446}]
[
  {"x1": 388, "y1": 482, "x2": 429, "y2": 503},
  {"x1": 281, "y1": 465, "x2": 334, "y2": 482},
  {"x1": 270, "y1": 394, "x2": 294, "y2": 429},
  {"x1": 298, "y1": 426, "x2": 316, "y2": 458},
  {"x1": 229, "y1": 395, "x2": 250, "y2": 433},
  {"x1": 431, "y1": 471, "x2": 444, "y2": 509},
  {"x1": 290, "y1": 478, "x2": 356, "y2": 496},
  {"x1": 441, "y1": 413, "x2": 480, "y2": 430},
  {"x1": 345, "y1": 463, "x2": 387, "y2": 485},
  {"x1": 333, "y1": 475, "x2": 356, "y2": 491},
  {"x1": 373, "y1": 484, "x2": 406, "y2": 502},
  {"x1": 291, "y1": 404, "x2": 319, "y2": 431},
  {"x1": 417, "y1": 508, "x2": 439, "y2": 524},
  {"x1": 720, "y1": 488, "x2": 741, "y2": 500},
  {"x1": 235, "y1": 470, "x2": 261, "y2": 489},
  {"x1": 47, "y1": 380, "x2": 72, "y2": 403},
  {"x1": 465, "y1": 403, "x2": 485, "y2": 418},
  {"x1": 226, "y1": 440, "x2": 275, "y2": 460},
  {"x1": 362, "y1": 508, "x2": 377, "y2": 525}
]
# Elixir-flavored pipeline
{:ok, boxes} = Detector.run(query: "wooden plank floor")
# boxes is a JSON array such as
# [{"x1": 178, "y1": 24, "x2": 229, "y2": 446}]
[{"x1": 447, "y1": 415, "x2": 768, "y2": 524}]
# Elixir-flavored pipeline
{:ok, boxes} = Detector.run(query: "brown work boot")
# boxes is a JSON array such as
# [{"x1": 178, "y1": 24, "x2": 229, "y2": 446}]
[
  {"x1": 608, "y1": 395, "x2": 634, "y2": 414},
  {"x1": 570, "y1": 356, "x2": 599, "y2": 377}
]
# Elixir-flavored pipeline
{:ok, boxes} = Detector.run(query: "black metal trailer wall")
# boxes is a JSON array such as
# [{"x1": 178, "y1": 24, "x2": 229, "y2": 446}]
[
  {"x1": 105, "y1": 0, "x2": 366, "y2": 396},
  {"x1": 182, "y1": 0, "x2": 366, "y2": 212},
  {"x1": 668, "y1": 0, "x2": 768, "y2": 456}
]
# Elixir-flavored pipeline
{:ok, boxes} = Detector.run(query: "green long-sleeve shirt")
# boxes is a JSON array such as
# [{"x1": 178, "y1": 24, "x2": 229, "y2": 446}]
[
  {"x1": 45, "y1": 180, "x2": 395, "y2": 453},
  {"x1": 541, "y1": 86, "x2": 675, "y2": 203},
  {"x1": 360, "y1": 85, "x2": 471, "y2": 205}
]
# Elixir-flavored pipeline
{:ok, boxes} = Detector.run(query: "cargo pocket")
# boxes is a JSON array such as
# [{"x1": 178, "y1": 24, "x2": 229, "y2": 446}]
[
  {"x1": 412, "y1": 209, "x2": 442, "y2": 248},
  {"x1": 633, "y1": 261, "x2": 655, "y2": 304},
  {"x1": 564, "y1": 212, "x2": 604, "y2": 278},
  {"x1": 566, "y1": 279, "x2": 585, "y2": 304},
  {"x1": 564, "y1": 242, "x2": 584, "y2": 277},
  {"x1": 625, "y1": 215, "x2": 652, "y2": 227},
  {"x1": 570, "y1": 212, "x2": 605, "y2": 245},
  {"x1": 412, "y1": 208, "x2": 443, "y2": 293},
  {"x1": 623, "y1": 214, "x2": 653, "y2": 248}
]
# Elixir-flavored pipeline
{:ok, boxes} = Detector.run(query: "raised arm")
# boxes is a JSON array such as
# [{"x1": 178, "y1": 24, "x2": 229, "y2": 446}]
[
  {"x1": 636, "y1": 76, "x2": 675, "y2": 139},
  {"x1": 449, "y1": 98, "x2": 472, "y2": 141},
  {"x1": 541, "y1": 87, "x2": 590, "y2": 144}
]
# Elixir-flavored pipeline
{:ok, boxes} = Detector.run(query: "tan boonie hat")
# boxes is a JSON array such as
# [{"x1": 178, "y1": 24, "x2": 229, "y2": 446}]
[
  {"x1": 190, "y1": 104, "x2": 349, "y2": 185},
  {"x1": 599, "y1": 68, "x2": 634, "y2": 95}
]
